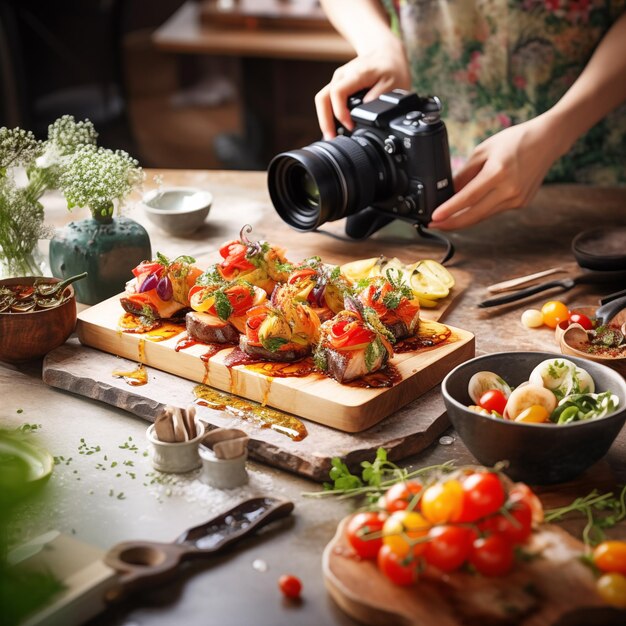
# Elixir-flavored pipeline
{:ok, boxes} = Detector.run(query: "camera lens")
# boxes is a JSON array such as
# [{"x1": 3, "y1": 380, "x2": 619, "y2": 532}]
[{"x1": 267, "y1": 135, "x2": 393, "y2": 232}]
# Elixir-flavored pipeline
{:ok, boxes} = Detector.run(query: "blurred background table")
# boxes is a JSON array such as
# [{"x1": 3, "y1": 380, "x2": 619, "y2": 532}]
[
  {"x1": 4, "y1": 169, "x2": 626, "y2": 626},
  {"x1": 153, "y1": 1, "x2": 355, "y2": 168}
]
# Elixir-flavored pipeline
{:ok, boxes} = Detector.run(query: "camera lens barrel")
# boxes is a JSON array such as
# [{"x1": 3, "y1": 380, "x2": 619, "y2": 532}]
[{"x1": 267, "y1": 135, "x2": 390, "y2": 232}]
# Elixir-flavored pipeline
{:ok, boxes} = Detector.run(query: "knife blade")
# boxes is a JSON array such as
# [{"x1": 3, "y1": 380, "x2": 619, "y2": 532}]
[{"x1": 478, "y1": 270, "x2": 626, "y2": 308}]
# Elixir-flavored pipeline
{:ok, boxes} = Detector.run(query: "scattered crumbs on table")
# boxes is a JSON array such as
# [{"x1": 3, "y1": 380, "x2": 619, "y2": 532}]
[
  {"x1": 252, "y1": 559, "x2": 268, "y2": 573},
  {"x1": 439, "y1": 435, "x2": 455, "y2": 446},
  {"x1": 146, "y1": 467, "x2": 279, "y2": 512}
]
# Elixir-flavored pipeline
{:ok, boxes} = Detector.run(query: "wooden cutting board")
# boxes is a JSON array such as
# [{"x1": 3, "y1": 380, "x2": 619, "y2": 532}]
[
  {"x1": 323, "y1": 518, "x2": 625, "y2": 626},
  {"x1": 76, "y1": 296, "x2": 474, "y2": 433}
]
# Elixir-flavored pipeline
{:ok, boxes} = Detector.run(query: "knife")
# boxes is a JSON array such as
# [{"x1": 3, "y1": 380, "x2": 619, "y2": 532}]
[{"x1": 478, "y1": 270, "x2": 626, "y2": 308}]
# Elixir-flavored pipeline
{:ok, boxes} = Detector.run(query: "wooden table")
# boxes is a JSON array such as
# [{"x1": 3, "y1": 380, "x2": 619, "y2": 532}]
[
  {"x1": 152, "y1": 2, "x2": 356, "y2": 166},
  {"x1": 4, "y1": 169, "x2": 626, "y2": 626}
]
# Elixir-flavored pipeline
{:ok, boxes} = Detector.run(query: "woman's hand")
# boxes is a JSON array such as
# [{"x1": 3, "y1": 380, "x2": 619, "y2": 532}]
[
  {"x1": 429, "y1": 113, "x2": 570, "y2": 230},
  {"x1": 315, "y1": 38, "x2": 411, "y2": 139}
]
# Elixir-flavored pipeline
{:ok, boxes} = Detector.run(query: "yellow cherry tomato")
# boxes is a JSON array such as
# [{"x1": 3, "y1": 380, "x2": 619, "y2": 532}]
[
  {"x1": 593, "y1": 541, "x2": 626, "y2": 575},
  {"x1": 420, "y1": 479, "x2": 464, "y2": 524},
  {"x1": 382, "y1": 510, "x2": 431, "y2": 558},
  {"x1": 514, "y1": 405, "x2": 550, "y2": 423},
  {"x1": 521, "y1": 309, "x2": 544, "y2": 329},
  {"x1": 596, "y1": 572, "x2": 626, "y2": 609},
  {"x1": 540, "y1": 300, "x2": 569, "y2": 329}
]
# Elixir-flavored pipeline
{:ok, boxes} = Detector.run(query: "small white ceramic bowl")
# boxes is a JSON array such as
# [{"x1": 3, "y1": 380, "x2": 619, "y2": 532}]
[
  {"x1": 142, "y1": 187, "x2": 213, "y2": 236},
  {"x1": 146, "y1": 420, "x2": 206, "y2": 473}
]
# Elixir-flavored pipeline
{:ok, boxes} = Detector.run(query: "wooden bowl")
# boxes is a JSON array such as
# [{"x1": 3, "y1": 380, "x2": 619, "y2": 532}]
[{"x1": 0, "y1": 277, "x2": 77, "y2": 364}]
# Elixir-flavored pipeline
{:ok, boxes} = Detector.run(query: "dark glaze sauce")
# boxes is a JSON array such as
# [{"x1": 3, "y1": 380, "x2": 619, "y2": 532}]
[
  {"x1": 395, "y1": 320, "x2": 452, "y2": 353},
  {"x1": 345, "y1": 363, "x2": 402, "y2": 388},
  {"x1": 193, "y1": 385, "x2": 307, "y2": 441}
]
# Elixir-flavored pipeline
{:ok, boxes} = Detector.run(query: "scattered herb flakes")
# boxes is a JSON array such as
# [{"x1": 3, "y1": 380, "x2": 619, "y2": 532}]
[
  {"x1": 117, "y1": 492, "x2": 126, "y2": 500},
  {"x1": 18, "y1": 423, "x2": 41, "y2": 433},
  {"x1": 78, "y1": 438, "x2": 101, "y2": 455},
  {"x1": 119, "y1": 440, "x2": 139, "y2": 452},
  {"x1": 16, "y1": 408, "x2": 23, "y2": 414}
]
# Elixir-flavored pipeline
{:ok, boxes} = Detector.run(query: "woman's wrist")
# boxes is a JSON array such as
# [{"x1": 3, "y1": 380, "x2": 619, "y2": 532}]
[{"x1": 537, "y1": 108, "x2": 580, "y2": 161}]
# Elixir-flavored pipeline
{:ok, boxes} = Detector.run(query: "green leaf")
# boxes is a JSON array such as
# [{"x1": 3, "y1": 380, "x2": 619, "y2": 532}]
[
  {"x1": 173, "y1": 255, "x2": 196, "y2": 265},
  {"x1": 262, "y1": 336, "x2": 289, "y2": 352},
  {"x1": 214, "y1": 290, "x2": 233, "y2": 320},
  {"x1": 156, "y1": 251, "x2": 170, "y2": 267}
]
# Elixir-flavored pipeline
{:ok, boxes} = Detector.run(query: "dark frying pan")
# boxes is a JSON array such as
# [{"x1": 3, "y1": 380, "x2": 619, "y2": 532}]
[
  {"x1": 479, "y1": 227, "x2": 626, "y2": 308},
  {"x1": 572, "y1": 226, "x2": 626, "y2": 271}
]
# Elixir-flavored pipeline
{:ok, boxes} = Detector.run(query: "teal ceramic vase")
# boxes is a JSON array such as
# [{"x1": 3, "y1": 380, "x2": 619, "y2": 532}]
[{"x1": 49, "y1": 215, "x2": 151, "y2": 305}]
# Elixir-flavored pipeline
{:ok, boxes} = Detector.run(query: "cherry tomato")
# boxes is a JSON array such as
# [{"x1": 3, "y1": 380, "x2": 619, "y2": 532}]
[
  {"x1": 345, "y1": 511, "x2": 386, "y2": 560},
  {"x1": 383, "y1": 510, "x2": 431, "y2": 558},
  {"x1": 377, "y1": 544, "x2": 418, "y2": 586},
  {"x1": 470, "y1": 534, "x2": 514, "y2": 576},
  {"x1": 478, "y1": 389, "x2": 508, "y2": 416},
  {"x1": 568, "y1": 311, "x2": 594, "y2": 330},
  {"x1": 479, "y1": 498, "x2": 533, "y2": 545},
  {"x1": 383, "y1": 481, "x2": 423, "y2": 513},
  {"x1": 509, "y1": 483, "x2": 544, "y2": 524},
  {"x1": 514, "y1": 405, "x2": 550, "y2": 423},
  {"x1": 420, "y1": 479, "x2": 464, "y2": 524},
  {"x1": 596, "y1": 572, "x2": 626, "y2": 609},
  {"x1": 458, "y1": 472, "x2": 506, "y2": 522},
  {"x1": 593, "y1": 541, "x2": 626, "y2": 575},
  {"x1": 423, "y1": 525, "x2": 473, "y2": 572},
  {"x1": 278, "y1": 574, "x2": 302, "y2": 599},
  {"x1": 540, "y1": 300, "x2": 569, "y2": 329}
]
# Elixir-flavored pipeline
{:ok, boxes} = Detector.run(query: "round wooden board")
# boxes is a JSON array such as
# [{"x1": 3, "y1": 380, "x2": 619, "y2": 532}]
[{"x1": 323, "y1": 517, "x2": 626, "y2": 626}]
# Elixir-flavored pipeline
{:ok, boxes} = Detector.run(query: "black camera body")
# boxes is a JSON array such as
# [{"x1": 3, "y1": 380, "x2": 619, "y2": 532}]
[{"x1": 267, "y1": 89, "x2": 454, "y2": 239}]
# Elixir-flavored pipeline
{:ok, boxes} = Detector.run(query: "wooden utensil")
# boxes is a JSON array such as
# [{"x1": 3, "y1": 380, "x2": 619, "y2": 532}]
[
  {"x1": 104, "y1": 497, "x2": 293, "y2": 601},
  {"x1": 486, "y1": 267, "x2": 565, "y2": 293}
]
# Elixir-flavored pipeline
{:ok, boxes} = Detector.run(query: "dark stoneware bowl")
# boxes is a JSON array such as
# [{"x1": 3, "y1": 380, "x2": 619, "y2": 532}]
[{"x1": 442, "y1": 352, "x2": 626, "y2": 485}]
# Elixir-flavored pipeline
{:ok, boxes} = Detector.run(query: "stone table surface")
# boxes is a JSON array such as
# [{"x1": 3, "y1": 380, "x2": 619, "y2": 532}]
[{"x1": 3, "y1": 169, "x2": 626, "y2": 626}]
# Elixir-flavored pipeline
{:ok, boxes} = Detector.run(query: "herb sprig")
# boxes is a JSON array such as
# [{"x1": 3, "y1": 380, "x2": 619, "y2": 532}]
[
  {"x1": 303, "y1": 447, "x2": 455, "y2": 501},
  {"x1": 544, "y1": 485, "x2": 626, "y2": 546}
]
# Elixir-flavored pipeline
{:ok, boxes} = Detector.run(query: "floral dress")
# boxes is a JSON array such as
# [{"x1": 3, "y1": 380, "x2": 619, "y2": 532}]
[{"x1": 384, "y1": 0, "x2": 626, "y2": 183}]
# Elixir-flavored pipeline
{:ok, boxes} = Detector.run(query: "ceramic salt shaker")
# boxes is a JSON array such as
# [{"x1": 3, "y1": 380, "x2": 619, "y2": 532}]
[
  {"x1": 146, "y1": 405, "x2": 205, "y2": 473},
  {"x1": 199, "y1": 428, "x2": 249, "y2": 489}
]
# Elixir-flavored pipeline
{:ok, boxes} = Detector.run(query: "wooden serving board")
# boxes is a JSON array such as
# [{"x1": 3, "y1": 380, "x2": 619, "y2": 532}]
[
  {"x1": 323, "y1": 518, "x2": 625, "y2": 626},
  {"x1": 76, "y1": 296, "x2": 474, "y2": 433}
]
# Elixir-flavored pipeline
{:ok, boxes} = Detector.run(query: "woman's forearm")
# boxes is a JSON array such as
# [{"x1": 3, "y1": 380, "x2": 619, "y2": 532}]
[
  {"x1": 319, "y1": 0, "x2": 394, "y2": 54},
  {"x1": 548, "y1": 12, "x2": 626, "y2": 156}
]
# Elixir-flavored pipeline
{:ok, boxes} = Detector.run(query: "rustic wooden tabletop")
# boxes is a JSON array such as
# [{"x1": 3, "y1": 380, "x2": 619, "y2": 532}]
[{"x1": 3, "y1": 169, "x2": 626, "y2": 626}]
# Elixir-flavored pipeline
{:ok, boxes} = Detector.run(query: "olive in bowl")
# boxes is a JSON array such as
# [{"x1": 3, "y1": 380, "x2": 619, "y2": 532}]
[
  {"x1": 441, "y1": 352, "x2": 626, "y2": 485},
  {"x1": 0, "y1": 276, "x2": 78, "y2": 363}
]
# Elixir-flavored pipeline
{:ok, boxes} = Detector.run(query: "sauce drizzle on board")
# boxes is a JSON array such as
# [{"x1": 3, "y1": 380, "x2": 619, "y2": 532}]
[{"x1": 193, "y1": 385, "x2": 308, "y2": 441}]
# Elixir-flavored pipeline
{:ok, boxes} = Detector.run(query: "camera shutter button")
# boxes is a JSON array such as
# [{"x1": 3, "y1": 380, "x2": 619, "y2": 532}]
[{"x1": 384, "y1": 136, "x2": 402, "y2": 154}]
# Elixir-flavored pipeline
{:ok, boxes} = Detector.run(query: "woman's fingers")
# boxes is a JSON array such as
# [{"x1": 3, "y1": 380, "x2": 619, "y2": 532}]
[
  {"x1": 315, "y1": 85, "x2": 338, "y2": 139},
  {"x1": 429, "y1": 191, "x2": 513, "y2": 230}
]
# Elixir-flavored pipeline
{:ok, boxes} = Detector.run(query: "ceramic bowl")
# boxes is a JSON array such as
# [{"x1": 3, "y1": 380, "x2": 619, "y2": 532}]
[
  {"x1": 0, "y1": 434, "x2": 54, "y2": 507},
  {"x1": 142, "y1": 187, "x2": 213, "y2": 236},
  {"x1": 146, "y1": 420, "x2": 206, "y2": 473},
  {"x1": 0, "y1": 277, "x2": 77, "y2": 364},
  {"x1": 441, "y1": 351, "x2": 626, "y2": 485}
]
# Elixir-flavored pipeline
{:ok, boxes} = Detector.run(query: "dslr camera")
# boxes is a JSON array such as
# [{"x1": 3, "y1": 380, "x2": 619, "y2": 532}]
[{"x1": 267, "y1": 89, "x2": 454, "y2": 239}]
